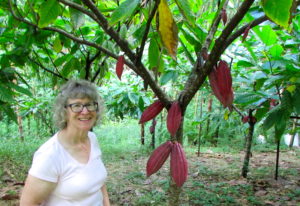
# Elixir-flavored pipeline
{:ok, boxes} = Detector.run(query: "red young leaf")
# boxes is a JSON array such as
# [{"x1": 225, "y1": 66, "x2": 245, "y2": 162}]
[
  {"x1": 242, "y1": 25, "x2": 251, "y2": 42},
  {"x1": 167, "y1": 101, "x2": 182, "y2": 136},
  {"x1": 116, "y1": 55, "x2": 125, "y2": 80},
  {"x1": 139, "y1": 101, "x2": 164, "y2": 124},
  {"x1": 221, "y1": 9, "x2": 227, "y2": 25}
]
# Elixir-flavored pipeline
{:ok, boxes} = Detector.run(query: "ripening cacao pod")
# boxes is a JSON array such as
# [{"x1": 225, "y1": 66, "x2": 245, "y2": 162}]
[
  {"x1": 167, "y1": 101, "x2": 182, "y2": 137},
  {"x1": 146, "y1": 141, "x2": 172, "y2": 177},
  {"x1": 116, "y1": 55, "x2": 125, "y2": 80},
  {"x1": 139, "y1": 101, "x2": 164, "y2": 124},
  {"x1": 170, "y1": 142, "x2": 188, "y2": 187},
  {"x1": 209, "y1": 60, "x2": 234, "y2": 109}
]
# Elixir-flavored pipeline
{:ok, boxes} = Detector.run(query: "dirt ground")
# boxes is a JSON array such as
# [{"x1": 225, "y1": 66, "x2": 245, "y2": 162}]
[{"x1": 1, "y1": 149, "x2": 299, "y2": 206}]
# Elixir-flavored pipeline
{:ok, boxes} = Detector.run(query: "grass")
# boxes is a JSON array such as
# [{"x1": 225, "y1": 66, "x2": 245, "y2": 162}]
[{"x1": 0, "y1": 119, "x2": 299, "y2": 205}]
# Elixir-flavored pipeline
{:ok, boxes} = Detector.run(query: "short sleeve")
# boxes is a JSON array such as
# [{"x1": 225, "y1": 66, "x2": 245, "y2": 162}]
[{"x1": 29, "y1": 150, "x2": 59, "y2": 183}]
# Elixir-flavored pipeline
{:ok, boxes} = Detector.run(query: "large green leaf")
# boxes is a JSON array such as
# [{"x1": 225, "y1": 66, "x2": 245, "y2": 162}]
[
  {"x1": 262, "y1": 0, "x2": 293, "y2": 28},
  {"x1": 263, "y1": 106, "x2": 282, "y2": 131},
  {"x1": 8, "y1": 83, "x2": 32, "y2": 97},
  {"x1": 258, "y1": 25, "x2": 278, "y2": 46},
  {"x1": 110, "y1": 0, "x2": 140, "y2": 25},
  {"x1": 175, "y1": 0, "x2": 195, "y2": 26},
  {"x1": 148, "y1": 38, "x2": 160, "y2": 69},
  {"x1": 38, "y1": 0, "x2": 61, "y2": 28},
  {"x1": 70, "y1": 7, "x2": 85, "y2": 30}
]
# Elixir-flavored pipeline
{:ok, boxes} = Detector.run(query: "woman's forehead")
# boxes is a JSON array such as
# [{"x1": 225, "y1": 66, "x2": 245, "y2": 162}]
[{"x1": 67, "y1": 97, "x2": 93, "y2": 104}]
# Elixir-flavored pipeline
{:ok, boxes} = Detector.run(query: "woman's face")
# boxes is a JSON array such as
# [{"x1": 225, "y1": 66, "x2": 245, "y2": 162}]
[{"x1": 65, "y1": 97, "x2": 97, "y2": 132}]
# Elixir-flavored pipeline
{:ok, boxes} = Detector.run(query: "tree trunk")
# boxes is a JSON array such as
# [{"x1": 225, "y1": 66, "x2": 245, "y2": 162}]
[
  {"x1": 241, "y1": 121, "x2": 255, "y2": 178},
  {"x1": 140, "y1": 123, "x2": 145, "y2": 145},
  {"x1": 168, "y1": 179, "x2": 182, "y2": 206},
  {"x1": 16, "y1": 105, "x2": 24, "y2": 141},
  {"x1": 197, "y1": 94, "x2": 203, "y2": 156},
  {"x1": 275, "y1": 139, "x2": 280, "y2": 180},
  {"x1": 212, "y1": 124, "x2": 220, "y2": 146}
]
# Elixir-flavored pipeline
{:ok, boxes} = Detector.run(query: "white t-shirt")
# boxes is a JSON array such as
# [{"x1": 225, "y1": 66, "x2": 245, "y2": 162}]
[{"x1": 29, "y1": 132, "x2": 107, "y2": 206}]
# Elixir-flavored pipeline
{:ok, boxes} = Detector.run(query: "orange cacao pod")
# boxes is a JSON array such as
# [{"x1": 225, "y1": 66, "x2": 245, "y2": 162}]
[
  {"x1": 167, "y1": 101, "x2": 182, "y2": 136},
  {"x1": 170, "y1": 142, "x2": 188, "y2": 187},
  {"x1": 209, "y1": 60, "x2": 234, "y2": 108},
  {"x1": 116, "y1": 55, "x2": 125, "y2": 80},
  {"x1": 146, "y1": 141, "x2": 172, "y2": 177},
  {"x1": 139, "y1": 101, "x2": 164, "y2": 124}
]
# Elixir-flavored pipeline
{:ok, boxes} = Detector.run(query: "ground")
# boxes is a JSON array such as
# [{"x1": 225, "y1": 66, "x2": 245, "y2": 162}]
[{"x1": 0, "y1": 148, "x2": 299, "y2": 206}]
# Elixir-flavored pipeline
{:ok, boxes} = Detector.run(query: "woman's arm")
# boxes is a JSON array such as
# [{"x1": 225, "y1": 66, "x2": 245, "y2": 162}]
[
  {"x1": 20, "y1": 175, "x2": 56, "y2": 206},
  {"x1": 101, "y1": 184, "x2": 111, "y2": 206}
]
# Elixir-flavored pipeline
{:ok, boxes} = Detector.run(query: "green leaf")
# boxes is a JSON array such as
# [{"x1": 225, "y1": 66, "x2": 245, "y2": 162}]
[
  {"x1": 128, "y1": 93, "x2": 138, "y2": 104},
  {"x1": 8, "y1": 83, "x2": 32, "y2": 97},
  {"x1": 38, "y1": 0, "x2": 61, "y2": 28},
  {"x1": 3, "y1": 104, "x2": 17, "y2": 123},
  {"x1": 61, "y1": 58, "x2": 79, "y2": 77},
  {"x1": 110, "y1": 0, "x2": 140, "y2": 25},
  {"x1": 270, "y1": 44, "x2": 284, "y2": 57},
  {"x1": 148, "y1": 38, "x2": 160, "y2": 69},
  {"x1": 70, "y1": 7, "x2": 85, "y2": 29},
  {"x1": 234, "y1": 92, "x2": 265, "y2": 105},
  {"x1": 0, "y1": 84, "x2": 14, "y2": 102},
  {"x1": 259, "y1": 25, "x2": 278, "y2": 46},
  {"x1": 292, "y1": 86, "x2": 300, "y2": 114},
  {"x1": 53, "y1": 37, "x2": 62, "y2": 53},
  {"x1": 160, "y1": 71, "x2": 178, "y2": 85},
  {"x1": 262, "y1": 0, "x2": 293, "y2": 28},
  {"x1": 175, "y1": 0, "x2": 195, "y2": 26},
  {"x1": 263, "y1": 106, "x2": 282, "y2": 131},
  {"x1": 236, "y1": 60, "x2": 255, "y2": 67},
  {"x1": 138, "y1": 96, "x2": 144, "y2": 111}
]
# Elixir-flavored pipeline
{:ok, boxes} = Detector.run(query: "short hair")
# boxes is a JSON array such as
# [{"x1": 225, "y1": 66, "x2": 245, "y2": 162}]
[{"x1": 53, "y1": 79, "x2": 103, "y2": 130}]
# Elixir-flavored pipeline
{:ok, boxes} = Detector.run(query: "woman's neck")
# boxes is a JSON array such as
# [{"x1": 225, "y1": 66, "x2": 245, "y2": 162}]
[{"x1": 59, "y1": 127, "x2": 89, "y2": 146}]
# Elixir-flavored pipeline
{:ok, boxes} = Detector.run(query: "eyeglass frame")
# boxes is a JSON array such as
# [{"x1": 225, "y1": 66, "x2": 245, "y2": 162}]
[{"x1": 65, "y1": 102, "x2": 99, "y2": 113}]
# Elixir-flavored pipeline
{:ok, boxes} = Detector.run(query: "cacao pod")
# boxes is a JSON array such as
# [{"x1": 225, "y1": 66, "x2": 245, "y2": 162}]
[
  {"x1": 146, "y1": 141, "x2": 172, "y2": 177},
  {"x1": 116, "y1": 55, "x2": 125, "y2": 80},
  {"x1": 242, "y1": 116, "x2": 249, "y2": 123},
  {"x1": 167, "y1": 101, "x2": 182, "y2": 137},
  {"x1": 170, "y1": 142, "x2": 188, "y2": 187},
  {"x1": 209, "y1": 60, "x2": 234, "y2": 109},
  {"x1": 139, "y1": 101, "x2": 164, "y2": 124}
]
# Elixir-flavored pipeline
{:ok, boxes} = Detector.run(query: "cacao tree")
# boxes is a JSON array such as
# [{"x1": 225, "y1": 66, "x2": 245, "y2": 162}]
[{"x1": 1, "y1": 0, "x2": 299, "y2": 205}]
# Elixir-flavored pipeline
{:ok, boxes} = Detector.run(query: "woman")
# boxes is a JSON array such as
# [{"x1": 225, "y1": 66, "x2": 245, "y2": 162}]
[{"x1": 20, "y1": 79, "x2": 110, "y2": 206}]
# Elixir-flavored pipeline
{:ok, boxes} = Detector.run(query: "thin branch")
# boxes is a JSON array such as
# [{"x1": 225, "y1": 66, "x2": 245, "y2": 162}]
[
  {"x1": 81, "y1": 0, "x2": 136, "y2": 61},
  {"x1": 28, "y1": 57, "x2": 68, "y2": 80},
  {"x1": 223, "y1": 15, "x2": 268, "y2": 49},
  {"x1": 136, "y1": 0, "x2": 160, "y2": 64},
  {"x1": 42, "y1": 43, "x2": 60, "y2": 75},
  {"x1": 91, "y1": 56, "x2": 109, "y2": 83},
  {"x1": 232, "y1": 104, "x2": 244, "y2": 117}
]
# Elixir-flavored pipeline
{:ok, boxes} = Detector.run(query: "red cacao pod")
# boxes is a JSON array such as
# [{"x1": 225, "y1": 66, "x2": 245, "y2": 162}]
[
  {"x1": 209, "y1": 60, "x2": 234, "y2": 108},
  {"x1": 116, "y1": 55, "x2": 125, "y2": 80},
  {"x1": 146, "y1": 141, "x2": 172, "y2": 177},
  {"x1": 139, "y1": 101, "x2": 164, "y2": 124},
  {"x1": 170, "y1": 142, "x2": 188, "y2": 187},
  {"x1": 167, "y1": 101, "x2": 182, "y2": 137}
]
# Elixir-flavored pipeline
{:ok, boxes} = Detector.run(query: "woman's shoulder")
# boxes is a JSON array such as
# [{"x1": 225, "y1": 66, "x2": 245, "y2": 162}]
[{"x1": 34, "y1": 133, "x2": 61, "y2": 158}]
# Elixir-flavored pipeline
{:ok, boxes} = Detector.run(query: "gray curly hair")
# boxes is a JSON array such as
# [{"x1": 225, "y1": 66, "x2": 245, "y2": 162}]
[{"x1": 53, "y1": 79, "x2": 103, "y2": 130}]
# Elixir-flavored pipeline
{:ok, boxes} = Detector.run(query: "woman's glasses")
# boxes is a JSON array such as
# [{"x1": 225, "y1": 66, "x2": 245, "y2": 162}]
[{"x1": 65, "y1": 102, "x2": 98, "y2": 113}]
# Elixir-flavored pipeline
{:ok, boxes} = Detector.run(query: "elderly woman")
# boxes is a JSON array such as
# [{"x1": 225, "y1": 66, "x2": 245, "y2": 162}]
[{"x1": 20, "y1": 79, "x2": 110, "y2": 206}]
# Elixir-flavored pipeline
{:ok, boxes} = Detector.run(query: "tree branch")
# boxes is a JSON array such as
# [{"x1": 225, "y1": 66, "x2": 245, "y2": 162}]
[
  {"x1": 81, "y1": 0, "x2": 136, "y2": 61},
  {"x1": 180, "y1": 0, "x2": 256, "y2": 110},
  {"x1": 136, "y1": 0, "x2": 159, "y2": 64},
  {"x1": 28, "y1": 57, "x2": 68, "y2": 81},
  {"x1": 223, "y1": 15, "x2": 269, "y2": 49}
]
